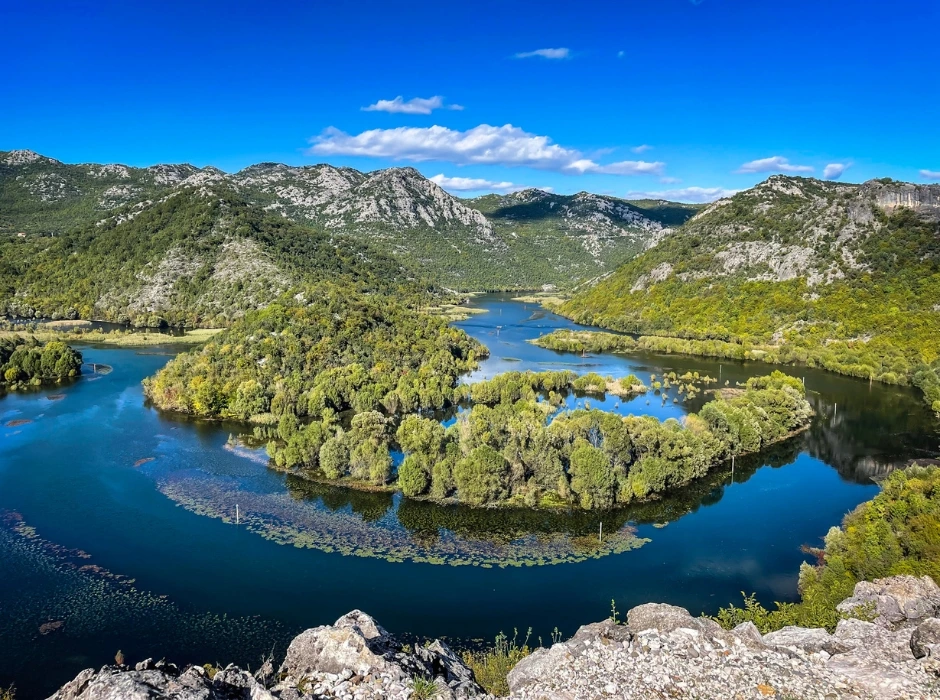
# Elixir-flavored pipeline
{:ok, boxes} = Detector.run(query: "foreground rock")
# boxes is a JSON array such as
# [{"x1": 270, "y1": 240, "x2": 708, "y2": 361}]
[
  {"x1": 49, "y1": 611, "x2": 488, "y2": 700},
  {"x1": 509, "y1": 576, "x2": 940, "y2": 700},
  {"x1": 47, "y1": 577, "x2": 940, "y2": 699}
]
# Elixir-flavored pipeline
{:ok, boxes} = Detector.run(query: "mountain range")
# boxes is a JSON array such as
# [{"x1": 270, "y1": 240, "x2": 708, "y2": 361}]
[{"x1": 0, "y1": 149, "x2": 694, "y2": 291}]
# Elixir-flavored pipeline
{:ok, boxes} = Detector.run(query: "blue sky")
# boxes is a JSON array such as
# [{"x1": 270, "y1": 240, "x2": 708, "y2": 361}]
[{"x1": 2, "y1": 0, "x2": 938, "y2": 201}]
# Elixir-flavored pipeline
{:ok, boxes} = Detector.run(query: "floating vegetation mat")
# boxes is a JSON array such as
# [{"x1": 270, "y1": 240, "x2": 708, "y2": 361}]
[
  {"x1": 155, "y1": 468, "x2": 649, "y2": 568},
  {"x1": 0, "y1": 511, "x2": 292, "y2": 694}
]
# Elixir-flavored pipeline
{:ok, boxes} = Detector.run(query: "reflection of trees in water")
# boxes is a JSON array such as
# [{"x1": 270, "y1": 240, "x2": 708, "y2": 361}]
[
  {"x1": 285, "y1": 475, "x2": 394, "y2": 523},
  {"x1": 395, "y1": 498, "x2": 634, "y2": 544},
  {"x1": 280, "y1": 438, "x2": 806, "y2": 541},
  {"x1": 801, "y1": 390, "x2": 939, "y2": 484},
  {"x1": 621, "y1": 439, "x2": 803, "y2": 525}
]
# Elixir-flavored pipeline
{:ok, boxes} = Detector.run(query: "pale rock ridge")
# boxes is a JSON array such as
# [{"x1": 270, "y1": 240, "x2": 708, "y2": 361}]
[
  {"x1": 49, "y1": 611, "x2": 488, "y2": 700},
  {"x1": 1, "y1": 149, "x2": 59, "y2": 165},
  {"x1": 634, "y1": 174, "x2": 940, "y2": 292},
  {"x1": 508, "y1": 575, "x2": 940, "y2": 700}
]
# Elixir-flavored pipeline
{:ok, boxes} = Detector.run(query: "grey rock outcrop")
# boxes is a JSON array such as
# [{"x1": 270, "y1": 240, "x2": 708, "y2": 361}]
[
  {"x1": 48, "y1": 611, "x2": 486, "y2": 700},
  {"x1": 912, "y1": 618, "x2": 940, "y2": 659},
  {"x1": 508, "y1": 576, "x2": 940, "y2": 700},
  {"x1": 837, "y1": 575, "x2": 940, "y2": 627},
  {"x1": 46, "y1": 580, "x2": 940, "y2": 700},
  {"x1": 48, "y1": 663, "x2": 273, "y2": 700}
]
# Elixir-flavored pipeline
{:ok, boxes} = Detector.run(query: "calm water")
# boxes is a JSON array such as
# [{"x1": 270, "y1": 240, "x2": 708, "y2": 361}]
[{"x1": 2, "y1": 295, "x2": 938, "y2": 698}]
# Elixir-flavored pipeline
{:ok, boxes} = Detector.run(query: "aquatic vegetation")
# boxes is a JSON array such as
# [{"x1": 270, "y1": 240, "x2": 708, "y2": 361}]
[
  {"x1": 154, "y1": 469, "x2": 649, "y2": 568},
  {"x1": 0, "y1": 511, "x2": 292, "y2": 689}
]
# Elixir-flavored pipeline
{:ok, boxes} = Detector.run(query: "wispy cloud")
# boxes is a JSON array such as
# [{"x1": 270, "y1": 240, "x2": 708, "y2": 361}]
[
  {"x1": 736, "y1": 156, "x2": 814, "y2": 174},
  {"x1": 617, "y1": 50, "x2": 625, "y2": 58},
  {"x1": 631, "y1": 144, "x2": 653, "y2": 154},
  {"x1": 920, "y1": 169, "x2": 940, "y2": 180},
  {"x1": 625, "y1": 186, "x2": 739, "y2": 203},
  {"x1": 823, "y1": 163, "x2": 848, "y2": 180},
  {"x1": 659, "y1": 176, "x2": 681, "y2": 184},
  {"x1": 362, "y1": 96, "x2": 463, "y2": 115},
  {"x1": 430, "y1": 174, "x2": 520, "y2": 193},
  {"x1": 309, "y1": 124, "x2": 665, "y2": 176},
  {"x1": 514, "y1": 48, "x2": 571, "y2": 60}
]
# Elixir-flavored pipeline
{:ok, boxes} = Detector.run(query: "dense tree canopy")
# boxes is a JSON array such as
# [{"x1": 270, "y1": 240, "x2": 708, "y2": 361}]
[
  {"x1": 0, "y1": 336, "x2": 82, "y2": 389},
  {"x1": 266, "y1": 370, "x2": 812, "y2": 510},
  {"x1": 143, "y1": 284, "x2": 485, "y2": 421}
]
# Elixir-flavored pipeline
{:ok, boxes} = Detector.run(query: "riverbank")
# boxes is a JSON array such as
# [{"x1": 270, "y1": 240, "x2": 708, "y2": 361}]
[
  {"x1": 532, "y1": 327, "x2": 940, "y2": 415},
  {"x1": 0, "y1": 327, "x2": 221, "y2": 346}
]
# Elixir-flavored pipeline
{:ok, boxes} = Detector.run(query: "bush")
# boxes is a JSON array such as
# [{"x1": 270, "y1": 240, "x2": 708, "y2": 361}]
[{"x1": 715, "y1": 466, "x2": 940, "y2": 632}]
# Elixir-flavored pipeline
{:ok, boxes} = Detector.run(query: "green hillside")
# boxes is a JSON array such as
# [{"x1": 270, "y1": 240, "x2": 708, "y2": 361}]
[
  {"x1": 0, "y1": 186, "x2": 422, "y2": 327},
  {"x1": 559, "y1": 176, "x2": 940, "y2": 411},
  {"x1": 0, "y1": 151, "x2": 688, "y2": 291}
]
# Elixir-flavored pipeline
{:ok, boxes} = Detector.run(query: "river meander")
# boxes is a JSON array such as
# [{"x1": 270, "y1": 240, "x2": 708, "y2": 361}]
[{"x1": 2, "y1": 295, "x2": 938, "y2": 697}]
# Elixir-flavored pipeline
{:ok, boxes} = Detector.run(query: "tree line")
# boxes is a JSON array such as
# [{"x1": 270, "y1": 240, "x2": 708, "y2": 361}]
[
  {"x1": 268, "y1": 370, "x2": 813, "y2": 510},
  {"x1": 0, "y1": 336, "x2": 82, "y2": 389}
]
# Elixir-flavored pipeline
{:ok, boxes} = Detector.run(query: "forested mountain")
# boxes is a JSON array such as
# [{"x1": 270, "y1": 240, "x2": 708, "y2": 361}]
[
  {"x1": 559, "y1": 175, "x2": 940, "y2": 411},
  {"x1": 0, "y1": 185, "x2": 421, "y2": 327},
  {"x1": 468, "y1": 189, "x2": 699, "y2": 287},
  {"x1": 0, "y1": 149, "x2": 681, "y2": 290}
]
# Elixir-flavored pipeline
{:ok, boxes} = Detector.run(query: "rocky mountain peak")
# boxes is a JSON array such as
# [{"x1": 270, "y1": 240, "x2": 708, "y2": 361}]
[{"x1": 1, "y1": 149, "x2": 61, "y2": 166}]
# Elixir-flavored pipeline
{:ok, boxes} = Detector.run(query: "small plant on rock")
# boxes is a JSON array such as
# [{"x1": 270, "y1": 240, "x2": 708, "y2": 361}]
[{"x1": 411, "y1": 676, "x2": 440, "y2": 700}]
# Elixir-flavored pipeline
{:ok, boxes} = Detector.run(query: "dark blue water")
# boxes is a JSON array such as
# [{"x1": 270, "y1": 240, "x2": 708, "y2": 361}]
[{"x1": 1, "y1": 295, "x2": 937, "y2": 698}]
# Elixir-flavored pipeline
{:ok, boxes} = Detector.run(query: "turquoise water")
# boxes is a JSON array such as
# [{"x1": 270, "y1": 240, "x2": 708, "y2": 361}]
[{"x1": 1, "y1": 295, "x2": 937, "y2": 698}]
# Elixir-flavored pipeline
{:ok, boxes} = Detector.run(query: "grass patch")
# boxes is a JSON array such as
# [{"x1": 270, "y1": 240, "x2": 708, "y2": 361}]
[{"x1": 461, "y1": 629, "x2": 532, "y2": 696}]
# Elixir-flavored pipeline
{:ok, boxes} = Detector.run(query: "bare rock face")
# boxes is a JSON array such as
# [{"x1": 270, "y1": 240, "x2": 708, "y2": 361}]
[
  {"x1": 46, "y1": 586, "x2": 940, "y2": 700},
  {"x1": 762, "y1": 625, "x2": 851, "y2": 656},
  {"x1": 276, "y1": 610, "x2": 481, "y2": 698},
  {"x1": 47, "y1": 663, "x2": 272, "y2": 700},
  {"x1": 48, "y1": 611, "x2": 485, "y2": 700},
  {"x1": 837, "y1": 575, "x2": 940, "y2": 626},
  {"x1": 912, "y1": 618, "x2": 940, "y2": 659},
  {"x1": 508, "y1": 576, "x2": 940, "y2": 700}
]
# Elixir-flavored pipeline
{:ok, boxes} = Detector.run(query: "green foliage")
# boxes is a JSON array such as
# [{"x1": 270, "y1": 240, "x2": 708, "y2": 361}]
[
  {"x1": 410, "y1": 676, "x2": 440, "y2": 700},
  {"x1": 715, "y1": 466, "x2": 940, "y2": 632},
  {"x1": 461, "y1": 629, "x2": 532, "y2": 697},
  {"x1": 0, "y1": 186, "x2": 424, "y2": 327},
  {"x1": 454, "y1": 445, "x2": 511, "y2": 506},
  {"x1": 143, "y1": 285, "x2": 483, "y2": 420},
  {"x1": 559, "y1": 182, "x2": 940, "y2": 412},
  {"x1": 397, "y1": 371, "x2": 811, "y2": 509},
  {"x1": 0, "y1": 336, "x2": 82, "y2": 389}
]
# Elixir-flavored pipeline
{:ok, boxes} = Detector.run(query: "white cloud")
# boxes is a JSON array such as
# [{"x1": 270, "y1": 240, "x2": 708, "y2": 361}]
[
  {"x1": 736, "y1": 156, "x2": 814, "y2": 174},
  {"x1": 514, "y1": 48, "x2": 571, "y2": 59},
  {"x1": 823, "y1": 163, "x2": 847, "y2": 180},
  {"x1": 430, "y1": 174, "x2": 520, "y2": 193},
  {"x1": 625, "y1": 186, "x2": 740, "y2": 203},
  {"x1": 920, "y1": 169, "x2": 940, "y2": 180},
  {"x1": 362, "y1": 96, "x2": 463, "y2": 115},
  {"x1": 308, "y1": 124, "x2": 666, "y2": 176},
  {"x1": 631, "y1": 144, "x2": 652, "y2": 154},
  {"x1": 659, "y1": 176, "x2": 682, "y2": 184}
]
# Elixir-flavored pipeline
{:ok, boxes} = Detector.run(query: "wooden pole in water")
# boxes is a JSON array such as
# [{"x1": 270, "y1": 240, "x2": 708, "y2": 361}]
[
  {"x1": 236, "y1": 504, "x2": 239, "y2": 525},
  {"x1": 731, "y1": 455, "x2": 735, "y2": 483},
  {"x1": 599, "y1": 521, "x2": 603, "y2": 542}
]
